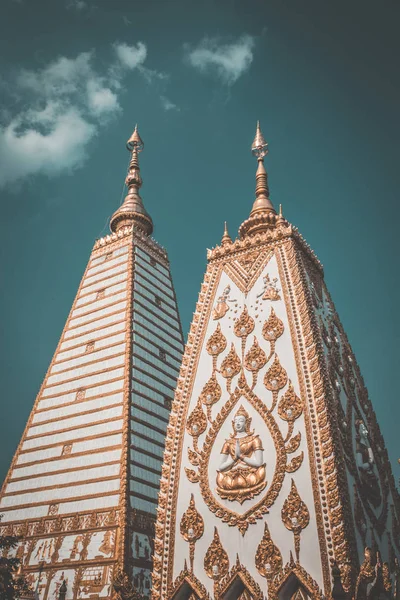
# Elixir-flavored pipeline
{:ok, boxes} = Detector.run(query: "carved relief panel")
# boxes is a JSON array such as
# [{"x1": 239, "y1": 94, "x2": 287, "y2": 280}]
[{"x1": 157, "y1": 249, "x2": 326, "y2": 598}]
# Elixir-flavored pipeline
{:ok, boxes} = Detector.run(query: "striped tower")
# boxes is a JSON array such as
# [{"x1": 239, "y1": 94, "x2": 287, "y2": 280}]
[
  {"x1": 152, "y1": 123, "x2": 400, "y2": 600},
  {"x1": 0, "y1": 127, "x2": 184, "y2": 600}
]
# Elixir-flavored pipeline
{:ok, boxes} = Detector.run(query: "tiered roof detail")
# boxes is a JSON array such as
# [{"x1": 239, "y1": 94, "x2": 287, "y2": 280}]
[{"x1": 110, "y1": 125, "x2": 153, "y2": 236}]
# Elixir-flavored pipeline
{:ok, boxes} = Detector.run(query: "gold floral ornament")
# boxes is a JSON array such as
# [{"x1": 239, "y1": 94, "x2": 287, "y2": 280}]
[
  {"x1": 234, "y1": 306, "x2": 255, "y2": 352},
  {"x1": 277, "y1": 382, "x2": 303, "y2": 441},
  {"x1": 262, "y1": 308, "x2": 284, "y2": 359},
  {"x1": 264, "y1": 354, "x2": 287, "y2": 411},
  {"x1": 180, "y1": 494, "x2": 204, "y2": 571},
  {"x1": 244, "y1": 337, "x2": 267, "y2": 389},
  {"x1": 220, "y1": 343, "x2": 242, "y2": 393},
  {"x1": 200, "y1": 374, "x2": 222, "y2": 421},
  {"x1": 281, "y1": 479, "x2": 310, "y2": 561},
  {"x1": 206, "y1": 324, "x2": 227, "y2": 368},
  {"x1": 255, "y1": 522, "x2": 282, "y2": 581},
  {"x1": 204, "y1": 528, "x2": 229, "y2": 582},
  {"x1": 186, "y1": 401, "x2": 207, "y2": 451}
]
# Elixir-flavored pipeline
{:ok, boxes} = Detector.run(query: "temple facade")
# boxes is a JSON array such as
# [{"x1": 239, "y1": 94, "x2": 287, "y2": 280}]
[
  {"x1": 152, "y1": 124, "x2": 400, "y2": 600},
  {"x1": 0, "y1": 128, "x2": 184, "y2": 600}
]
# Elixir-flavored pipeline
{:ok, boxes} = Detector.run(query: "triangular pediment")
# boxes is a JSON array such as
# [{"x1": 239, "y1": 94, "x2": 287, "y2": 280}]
[
  {"x1": 219, "y1": 562, "x2": 264, "y2": 600},
  {"x1": 223, "y1": 249, "x2": 273, "y2": 294},
  {"x1": 169, "y1": 569, "x2": 210, "y2": 600}
]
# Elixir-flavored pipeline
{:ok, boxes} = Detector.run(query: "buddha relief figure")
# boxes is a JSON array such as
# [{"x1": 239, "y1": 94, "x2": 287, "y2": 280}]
[
  {"x1": 212, "y1": 285, "x2": 235, "y2": 320},
  {"x1": 216, "y1": 406, "x2": 267, "y2": 503},
  {"x1": 257, "y1": 274, "x2": 281, "y2": 301},
  {"x1": 355, "y1": 419, "x2": 381, "y2": 508}
]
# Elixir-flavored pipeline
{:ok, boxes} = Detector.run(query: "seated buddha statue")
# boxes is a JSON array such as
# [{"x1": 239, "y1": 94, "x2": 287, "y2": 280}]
[{"x1": 216, "y1": 406, "x2": 266, "y2": 504}]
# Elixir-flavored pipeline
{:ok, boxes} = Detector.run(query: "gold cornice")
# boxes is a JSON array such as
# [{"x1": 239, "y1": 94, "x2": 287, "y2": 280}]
[
  {"x1": 93, "y1": 224, "x2": 169, "y2": 265},
  {"x1": 207, "y1": 221, "x2": 323, "y2": 275}
]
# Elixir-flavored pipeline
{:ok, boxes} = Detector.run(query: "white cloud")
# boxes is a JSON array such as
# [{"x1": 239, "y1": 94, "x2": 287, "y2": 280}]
[
  {"x1": 0, "y1": 108, "x2": 96, "y2": 187},
  {"x1": 160, "y1": 96, "x2": 180, "y2": 112},
  {"x1": 185, "y1": 34, "x2": 255, "y2": 85},
  {"x1": 86, "y1": 80, "x2": 120, "y2": 117},
  {"x1": 66, "y1": 0, "x2": 89, "y2": 11},
  {"x1": 0, "y1": 42, "x2": 154, "y2": 188},
  {"x1": 114, "y1": 42, "x2": 147, "y2": 70}
]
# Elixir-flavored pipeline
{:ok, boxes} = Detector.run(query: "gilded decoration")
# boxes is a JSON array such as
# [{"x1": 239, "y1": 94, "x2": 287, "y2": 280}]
[
  {"x1": 220, "y1": 344, "x2": 242, "y2": 392},
  {"x1": 255, "y1": 522, "x2": 282, "y2": 581},
  {"x1": 268, "y1": 560, "x2": 324, "y2": 600},
  {"x1": 234, "y1": 306, "x2": 255, "y2": 342},
  {"x1": 204, "y1": 528, "x2": 229, "y2": 581},
  {"x1": 180, "y1": 494, "x2": 204, "y2": 571},
  {"x1": 262, "y1": 308, "x2": 284, "y2": 359},
  {"x1": 169, "y1": 565, "x2": 211, "y2": 600},
  {"x1": 181, "y1": 283, "x2": 307, "y2": 535},
  {"x1": 216, "y1": 405, "x2": 267, "y2": 504},
  {"x1": 244, "y1": 337, "x2": 267, "y2": 389},
  {"x1": 281, "y1": 479, "x2": 310, "y2": 561},
  {"x1": 264, "y1": 355, "x2": 287, "y2": 411},
  {"x1": 206, "y1": 324, "x2": 227, "y2": 359},
  {"x1": 212, "y1": 285, "x2": 235, "y2": 320},
  {"x1": 221, "y1": 249, "x2": 275, "y2": 295},
  {"x1": 257, "y1": 274, "x2": 281, "y2": 301},
  {"x1": 187, "y1": 402, "x2": 208, "y2": 450},
  {"x1": 200, "y1": 375, "x2": 222, "y2": 421},
  {"x1": 219, "y1": 557, "x2": 264, "y2": 600},
  {"x1": 197, "y1": 385, "x2": 287, "y2": 534}
]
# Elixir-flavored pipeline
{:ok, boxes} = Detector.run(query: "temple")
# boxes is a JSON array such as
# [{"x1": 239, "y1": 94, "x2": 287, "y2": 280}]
[
  {"x1": 0, "y1": 127, "x2": 184, "y2": 600},
  {"x1": 152, "y1": 123, "x2": 400, "y2": 600}
]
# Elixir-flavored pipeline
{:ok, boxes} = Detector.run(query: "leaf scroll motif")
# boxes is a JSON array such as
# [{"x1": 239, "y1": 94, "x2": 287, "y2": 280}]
[
  {"x1": 206, "y1": 323, "x2": 227, "y2": 364},
  {"x1": 234, "y1": 306, "x2": 255, "y2": 340},
  {"x1": 277, "y1": 382, "x2": 303, "y2": 442},
  {"x1": 187, "y1": 448, "x2": 200, "y2": 466},
  {"x1": 199, "y1": 374, "x2": 222, "y2": 421},
  {"x1": 262, "y1": 308, "x2": 284, "y2": 358},
  {"x1": 220, "y1": 343, "x2": 241, "y2": 393},
  {"x1": 186, "y1": 402, "x2": 207, "y2": 450},
  {"x1": 281, "y1": 479, "x2": 310, "y2": 561},
  {"x1": 286, "y1": 452, "x2": 304, "y2": 473},
  {"x1": 264, "y1": 355, "x2": 287, "y2": 411},
  {"x1": 244, "y1": 337, "x2": 267, "y2": 389},
  {"x1": 204, "y1": 528, "x2": 229, "y2": 580},
  {"x1": 285, "y1": 432, "x2": 301, "y2": 454},
  {"x1": 185, "y1": 468, "x2": 200, "y2": 483},
  {"x1": 255, "y1": 522, "x2": 282, "y2": 580}
]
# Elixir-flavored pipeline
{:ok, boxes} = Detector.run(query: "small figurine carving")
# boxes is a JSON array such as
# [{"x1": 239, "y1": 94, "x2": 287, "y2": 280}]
[
  {"x1": 257, "y1": 274, "x2": 281, "y2": 301},
  {"x1": 216, "y1": 406, "x2": 266, "y2": 503},
  {"x1": 212, "y1": 285, "x2": 235, "y2": 320},
  {"x1": 355, "y1": 419, "x2": 381, "y2": 508}
]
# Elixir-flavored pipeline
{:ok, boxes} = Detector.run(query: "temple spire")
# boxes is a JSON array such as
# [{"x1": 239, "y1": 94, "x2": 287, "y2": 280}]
[
  {"x1": 110, "y1": 125, "x2": 153, "y2": 235},
  {"x1": 221, "y1": 221, "x2": 232, "y2": 246},
  {"x1": 238, "y1": 121, "x2": 277, "y2": 238}
]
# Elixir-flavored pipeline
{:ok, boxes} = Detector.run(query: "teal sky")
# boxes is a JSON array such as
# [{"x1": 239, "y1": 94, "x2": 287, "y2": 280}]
[{"x1": 0, "y1": 0, "x2": 399, "y2": 482}]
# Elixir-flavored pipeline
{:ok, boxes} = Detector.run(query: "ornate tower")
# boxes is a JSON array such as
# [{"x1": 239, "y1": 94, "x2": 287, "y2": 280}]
[
  {"x1": 152, "y1": 123, "x2": 399, "y2": 600},
  {"x1": 0, "y1": 127, "x2": 184, "y2": 600}
]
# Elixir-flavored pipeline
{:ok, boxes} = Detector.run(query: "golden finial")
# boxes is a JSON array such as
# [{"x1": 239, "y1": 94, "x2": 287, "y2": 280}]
[
  {"x1": 251, "y1": 120, "x2": 268, "y2": 159},
  {"x1": 110, "y1": 124, "x2": 153, "y2": 235},
  {"x1": 221, "y1": 221, "x2": 232, "y2": 246},
  {"x1": 126, "y1": 124, "x2": 144, "y2": 152},
  {"x1": 238, "y1": 121, "x2": 277, "y2": 238}
]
